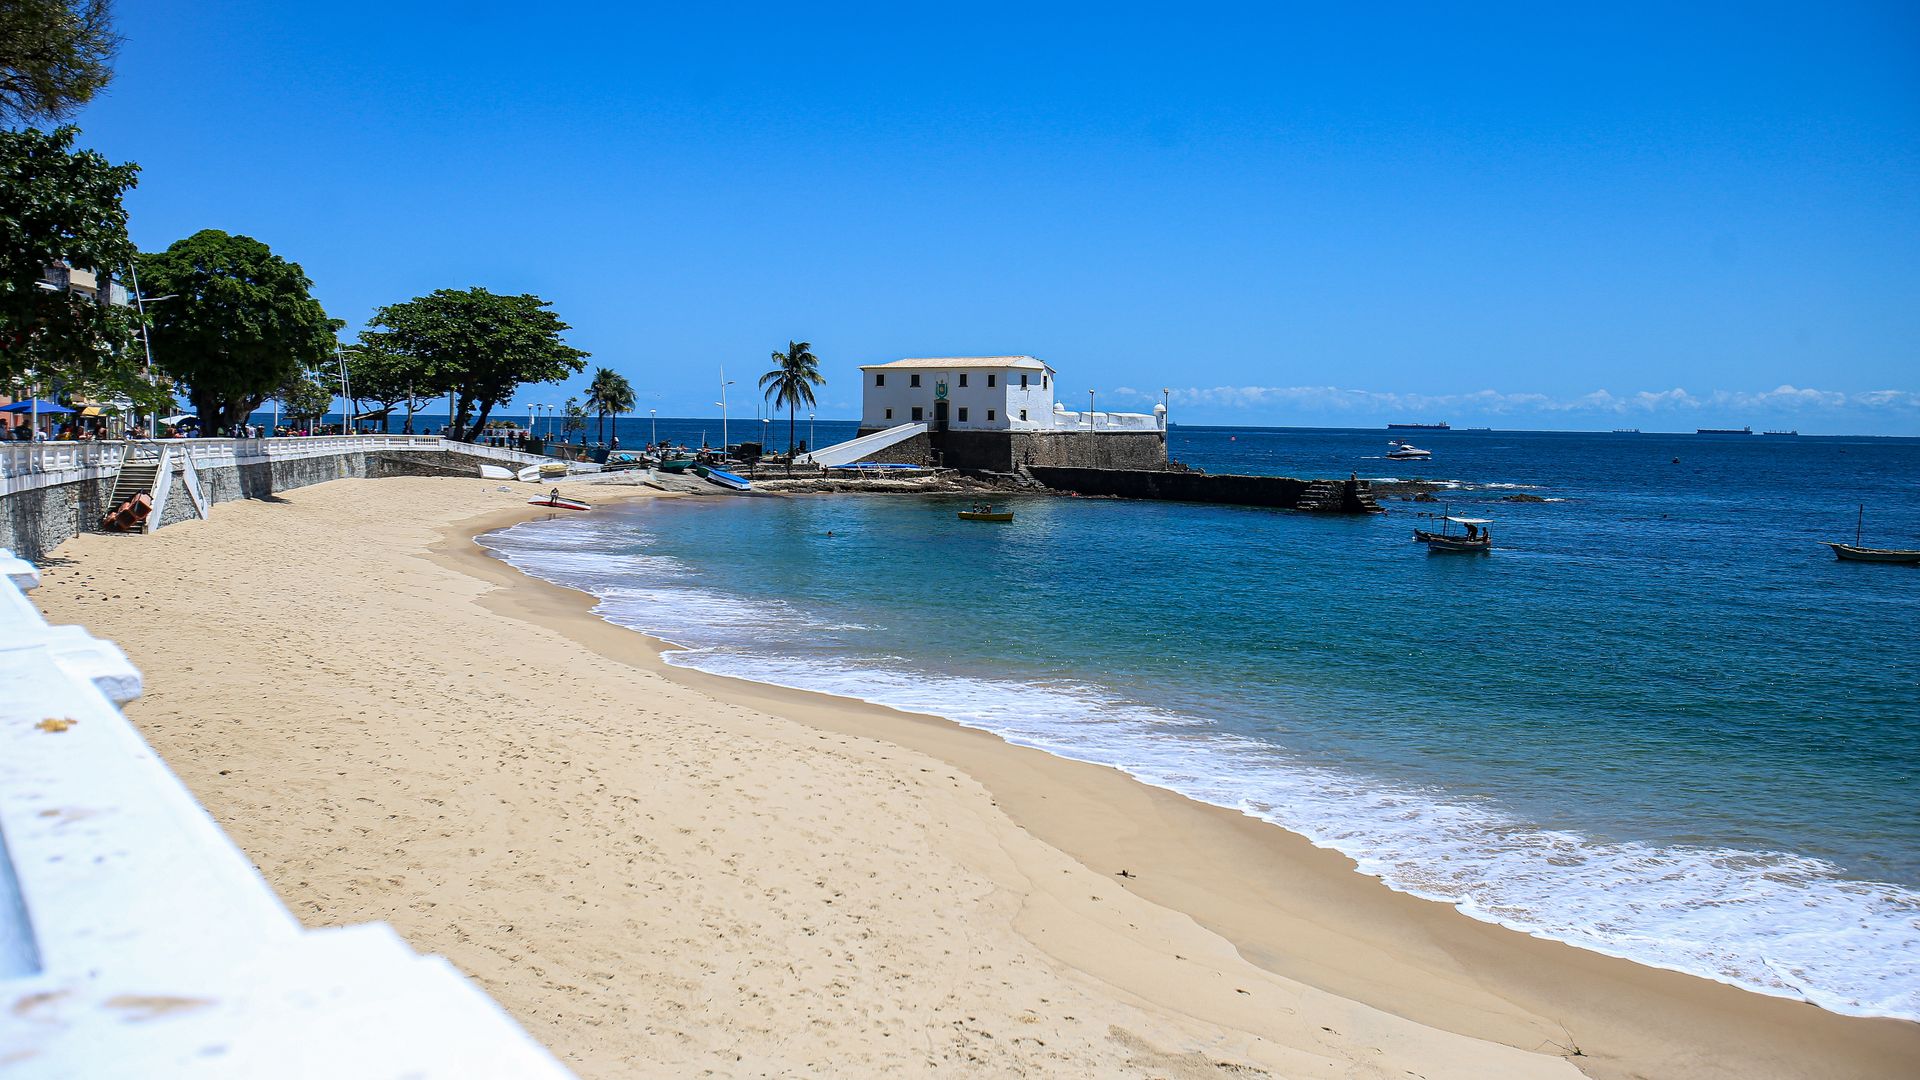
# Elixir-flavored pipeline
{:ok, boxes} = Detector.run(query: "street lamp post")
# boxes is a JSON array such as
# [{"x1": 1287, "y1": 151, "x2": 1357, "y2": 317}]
[
  {"x1": 718, "y1": 366, "x2": 736, "y2": 454},
  {"x1": 1162, "y1": 387, "x2": 1171, "y2": 431},
  {"x1": 1088, "y1": 389, "x2": 1096, "y2": 429},
  {"x1": 125, "y1": 262, "x2": 177, "y2": 438},
  {"x1": 809, "y1": 411, "x2": 815, "y2": 453},
  {"x1": 650, "y1": 408, "x2": 657, "y2": 447}
]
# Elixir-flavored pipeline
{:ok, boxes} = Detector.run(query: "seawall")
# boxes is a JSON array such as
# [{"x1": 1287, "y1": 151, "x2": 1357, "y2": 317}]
[
  {"x1": 1027, "y1": 466, "x2": 1381, "y2": 513},
  {"x1": 0, "y1": 437, "x2": 544, "y2": 563}
]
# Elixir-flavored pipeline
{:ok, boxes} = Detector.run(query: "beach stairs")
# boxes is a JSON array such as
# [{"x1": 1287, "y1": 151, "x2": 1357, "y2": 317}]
[
  {"x1": 1297, "y1": 478, "x2": 1384, "y2": 514},
  {"x1": 106, "y1": 458, "x2": 159, "y2": 509}
]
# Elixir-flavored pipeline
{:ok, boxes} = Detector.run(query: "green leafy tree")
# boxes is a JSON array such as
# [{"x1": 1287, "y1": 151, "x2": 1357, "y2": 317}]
[
  {"x1": 561, "y1": 396, "x2": 587, "y2": 444},
  {"x1": 342, "y1": 338, "x2": 436, "y2": 433},
  {"x1": 759, "y1": 340, "x2": 824, "y2": 465},
  {"x1": 0, "y1": 0, "x2": 119, "y2": 124},
  {"x1": 138, "y1": 229, "x2": 337, "y2": 434},
  {"x1": 586, "y1": 366, "x2": 635, "y2": 445},
  {"x1": 361, "y1": 288, "x2": 587, "y2": 442},
  {"x1": 0, "y1": 125, "x2": 148, "y2": 403},
  {"x1": 276, "y1": 370, "x2": 332, "y2": 429}
]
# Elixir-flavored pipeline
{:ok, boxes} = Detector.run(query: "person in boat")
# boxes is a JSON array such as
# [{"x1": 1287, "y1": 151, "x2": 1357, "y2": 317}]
[{"x1": 1464, "y1": 522, "x2": 1478, "y2": 540}]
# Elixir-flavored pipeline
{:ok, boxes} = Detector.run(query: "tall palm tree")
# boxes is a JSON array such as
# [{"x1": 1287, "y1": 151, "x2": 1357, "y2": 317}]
[
  {"x1": 759, "y1": 341, "x2": 824, "y2": 469},
  {"x1": 586, "y1": 367, "x2": 636, "y2": 446}
]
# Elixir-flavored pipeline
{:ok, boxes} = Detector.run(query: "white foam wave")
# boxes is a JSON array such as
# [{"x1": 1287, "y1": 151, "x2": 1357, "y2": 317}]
[{"x1": 484, "y1": 522, "x2": 1920, "y2": 1022}]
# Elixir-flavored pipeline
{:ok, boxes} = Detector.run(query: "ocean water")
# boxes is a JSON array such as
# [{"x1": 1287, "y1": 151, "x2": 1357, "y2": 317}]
[{"x1": 480, "y1": 427, "x2": 1920, "y2": 1020}]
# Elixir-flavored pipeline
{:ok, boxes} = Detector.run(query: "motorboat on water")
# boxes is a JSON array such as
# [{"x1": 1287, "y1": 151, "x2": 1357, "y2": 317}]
[
  {"x1": 1386, "y1": 440, "x2": 1432, "y2": 460},
  {"x1": 1413, "y1": 512, "x2": 1491, "y2": 553},
  {"x1": 958, "y1": 503, "x2": 1014, "y2": 522}
]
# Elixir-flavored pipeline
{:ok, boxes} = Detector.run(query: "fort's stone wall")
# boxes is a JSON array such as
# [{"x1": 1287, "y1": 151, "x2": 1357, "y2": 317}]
[{"x1": 849, "y1": 429, "x2": 1168, "y2": 472}]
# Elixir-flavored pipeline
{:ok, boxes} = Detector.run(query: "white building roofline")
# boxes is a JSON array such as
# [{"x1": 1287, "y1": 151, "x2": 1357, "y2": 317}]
[{"x1": 858, "y1": 356, "x2": 1053, "y2": 372}]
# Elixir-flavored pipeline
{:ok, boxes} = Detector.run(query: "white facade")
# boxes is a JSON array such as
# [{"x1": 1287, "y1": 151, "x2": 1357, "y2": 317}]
[{"x1": 858, "y1": 356, "x2": 1161, "y2": 433}]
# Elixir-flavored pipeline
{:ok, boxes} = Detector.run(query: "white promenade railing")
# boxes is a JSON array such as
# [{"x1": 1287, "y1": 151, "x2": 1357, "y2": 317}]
[
  {"x1": 0, "y1": 551, "x2": 573, "y2": 1077},
  {"x1": 0, "y1": 442, "x2": 125, "y2": 498},
  {"x1": 0, "y1": 436, "x2": 552, "y2": 499}
]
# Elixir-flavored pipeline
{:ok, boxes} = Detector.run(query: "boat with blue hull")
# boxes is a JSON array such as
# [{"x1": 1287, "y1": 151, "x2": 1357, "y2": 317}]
[{"x1": 694, "y1": 465, "x2": 753, "y2": 491}]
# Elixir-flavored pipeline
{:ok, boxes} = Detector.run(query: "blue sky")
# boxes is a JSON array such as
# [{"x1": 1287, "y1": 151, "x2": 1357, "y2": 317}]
[{"x1": 72, "y1": 2, "x2": 1920, "y2": 432}]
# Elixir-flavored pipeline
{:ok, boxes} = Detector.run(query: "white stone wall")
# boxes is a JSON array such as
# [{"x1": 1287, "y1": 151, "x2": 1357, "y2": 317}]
[{"x1": 860, "y1": 365, "x2": 1057, "y2": 430}]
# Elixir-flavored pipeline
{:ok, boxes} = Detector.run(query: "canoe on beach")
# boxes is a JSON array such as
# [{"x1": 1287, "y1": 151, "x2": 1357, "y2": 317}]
[{"x1": 528, "y1": 494, "x2": 591, "y2": 511}]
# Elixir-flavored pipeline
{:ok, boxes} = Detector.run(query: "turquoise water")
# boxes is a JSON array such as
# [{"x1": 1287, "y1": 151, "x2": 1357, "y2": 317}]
[{"x1": 482, "y1": 428, "x2": 1920, "y2": 1019}]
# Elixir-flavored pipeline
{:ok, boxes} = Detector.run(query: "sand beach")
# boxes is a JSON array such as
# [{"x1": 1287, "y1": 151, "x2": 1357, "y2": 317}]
[{"x1": 32, "y1": 475, "x2": 1918, "y2": 1078}]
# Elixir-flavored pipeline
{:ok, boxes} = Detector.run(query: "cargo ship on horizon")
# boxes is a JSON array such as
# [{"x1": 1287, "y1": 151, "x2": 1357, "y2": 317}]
[
  {"x1": 1696, "y1": 426, "x2": 1753, "y2": 435},
  {"x1": 1386, "y1": 422, "x2": 1450, "y2": 430}
]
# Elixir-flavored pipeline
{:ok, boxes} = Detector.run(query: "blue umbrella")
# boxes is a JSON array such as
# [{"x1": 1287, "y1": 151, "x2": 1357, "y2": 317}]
[{"x1": 0, "y1": 400, "x2": 73, "y2": 414}]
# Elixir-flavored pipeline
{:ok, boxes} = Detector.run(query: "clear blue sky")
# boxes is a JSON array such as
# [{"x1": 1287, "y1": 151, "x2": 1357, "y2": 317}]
[{"x1": 72, "y1": 2, "x2": 1920, "y2": 432}]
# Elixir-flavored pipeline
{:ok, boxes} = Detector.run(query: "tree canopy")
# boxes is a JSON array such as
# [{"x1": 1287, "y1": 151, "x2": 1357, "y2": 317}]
[
  {"x1": 760, "y1": 340, "x2": 823, "y2": 456},
  {"x1": 586, "y1": 366, "x2": 635, "y2": 445},
  {"x1": 138, "y1": 229, "x2": 338, "y2": 434},
  {"x1": 0, "y1": 124, "x2": 157, "y2": 408},
  {"x1": 361, "y1": 287, "x2": 587, "y2": 441},
  {"x1": 0, "y1": 0, "x2": 118, "y2": 124},
  {"x1": 342, "y1": 338, "x2": 435, "y2": 432}
]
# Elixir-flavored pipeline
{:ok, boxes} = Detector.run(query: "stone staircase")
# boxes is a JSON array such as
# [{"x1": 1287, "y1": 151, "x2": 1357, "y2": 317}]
[
  {"x1": 106, "y1": 458, "x2": 159, "y2": 508},
  {"x1": 1297, "y1": 478, "x2": 1385, "y2": 514}
]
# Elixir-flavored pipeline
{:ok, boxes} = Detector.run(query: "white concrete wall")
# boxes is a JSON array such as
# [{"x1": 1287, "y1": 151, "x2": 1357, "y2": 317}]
[
  {"x1": 860, "y1": 366, "x2": 1056, "y2": 430},
  {"x1": 0, "y1": 550, "x2": 574, "y2": 1077}
]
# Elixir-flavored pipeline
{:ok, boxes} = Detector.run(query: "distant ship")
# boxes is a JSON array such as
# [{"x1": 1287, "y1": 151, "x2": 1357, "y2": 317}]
[
  {"x1": 1613, "y1": 428, "x2": 1641, "y2": 434},
  {"x1": 1696, "y1": 426, "x2": 1753, "y2": 435},
  {"x1": 1387, "y1": 422, "x2": 1450, "y2": 430},
  {"x1": 1762, "y1": 430, "x2": 1799, "y2": 436}
]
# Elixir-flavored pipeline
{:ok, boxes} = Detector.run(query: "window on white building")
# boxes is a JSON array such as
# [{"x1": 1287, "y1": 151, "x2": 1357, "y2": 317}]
[
  {"x1": 958, "y1": 373, "x2": 968, "y2": 387},
  {"x1": 875, "y1": 372, "x2": 885, "y2": 387},
  {"x1": 958, "y1": 407, "x2": 969, "y2": 422},
  {"x1": 987, "y1": 373, "x2": 996, "y2": 388},
  {"x1": 1043, "y1": 374, "x2": 1049, "y2": 389},
  {"x1": 987, "y1": 410, "x2": 996, "y2": 421},
  {"x1": 1020, "y1": 373, "x2": 1028, "y2": 388},
  {"x1": 912, "y1": 406, "x2": 924, "y2": 421},
  {"x1": 910, "y1": 373, "x2": 921, "y2": 388},
  {"x1": 1019, "y1": 409, "x2": 1028, "y2": 421},
  {"x1": 885, "y1": 408, "x2": 893, "y2": 420}
]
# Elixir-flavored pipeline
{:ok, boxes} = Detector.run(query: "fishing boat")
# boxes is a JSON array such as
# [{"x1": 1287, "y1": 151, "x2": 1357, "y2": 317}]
[
  {"x1": 1825, "y1": 506, "x2": 1920, "y2": 564},
  {"x1": 694, "y1": 465, "x2": 752, "y2": 491},
  {"x1": 656, "y1": 458, "x2": 697, "y2": 473},
  {"x1": 1413, "y1": 512, "x2": 1491, "y2": 553},
  {"x1": 528, "y1": 491, "x2": 590, "y2": 512},
  {"x1": 1386, "y1": 440, "x2": 1432, "y2": 460},
  {"x1": 958, "y1": 504, "x2": 1014, "y2": 522}
]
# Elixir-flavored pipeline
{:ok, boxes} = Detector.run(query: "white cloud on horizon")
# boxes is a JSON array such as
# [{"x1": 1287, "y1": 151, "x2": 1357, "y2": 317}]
[{"x1": 1107, "y1": 384, "x2": 1920, "y2": 416}]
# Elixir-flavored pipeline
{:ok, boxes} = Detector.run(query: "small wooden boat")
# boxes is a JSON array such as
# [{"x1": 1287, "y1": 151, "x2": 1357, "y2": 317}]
[
  {"x1": 1413, "y1": 512, "x2": 1491, "y2": 553},
  {"x1": 694, "y1": 465, "x2": 752, "y2": 491},
  {"x1": 528, "y1": 492, "x2": 591, "y2": 512},
  {"x1": 1826, "y1": 506, "x2": 1920, "y2": 564},
  {"x1": 656, "y1": 458, "x2": 696, "y2": 474},
  {"x1": 958, "y1": 505, "x2": 1014, "y2": 522},
  {"x1": 1825, "y1": 543, "x2": 1920, "y2": 564}
]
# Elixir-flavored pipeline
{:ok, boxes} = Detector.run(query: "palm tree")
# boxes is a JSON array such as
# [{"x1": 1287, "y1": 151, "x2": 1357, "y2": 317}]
[
  {"x1": 760, "y1": 341, "x2": 824, "y2": 471},
  {"x1": 586, "y1": 367, "x2": 636, "y2": 446}
]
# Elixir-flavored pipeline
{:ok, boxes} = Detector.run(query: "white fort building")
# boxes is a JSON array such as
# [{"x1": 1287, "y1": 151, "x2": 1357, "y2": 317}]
[{"x1": 804, "y1": 356, "x2": 1168, "y2": 471}]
